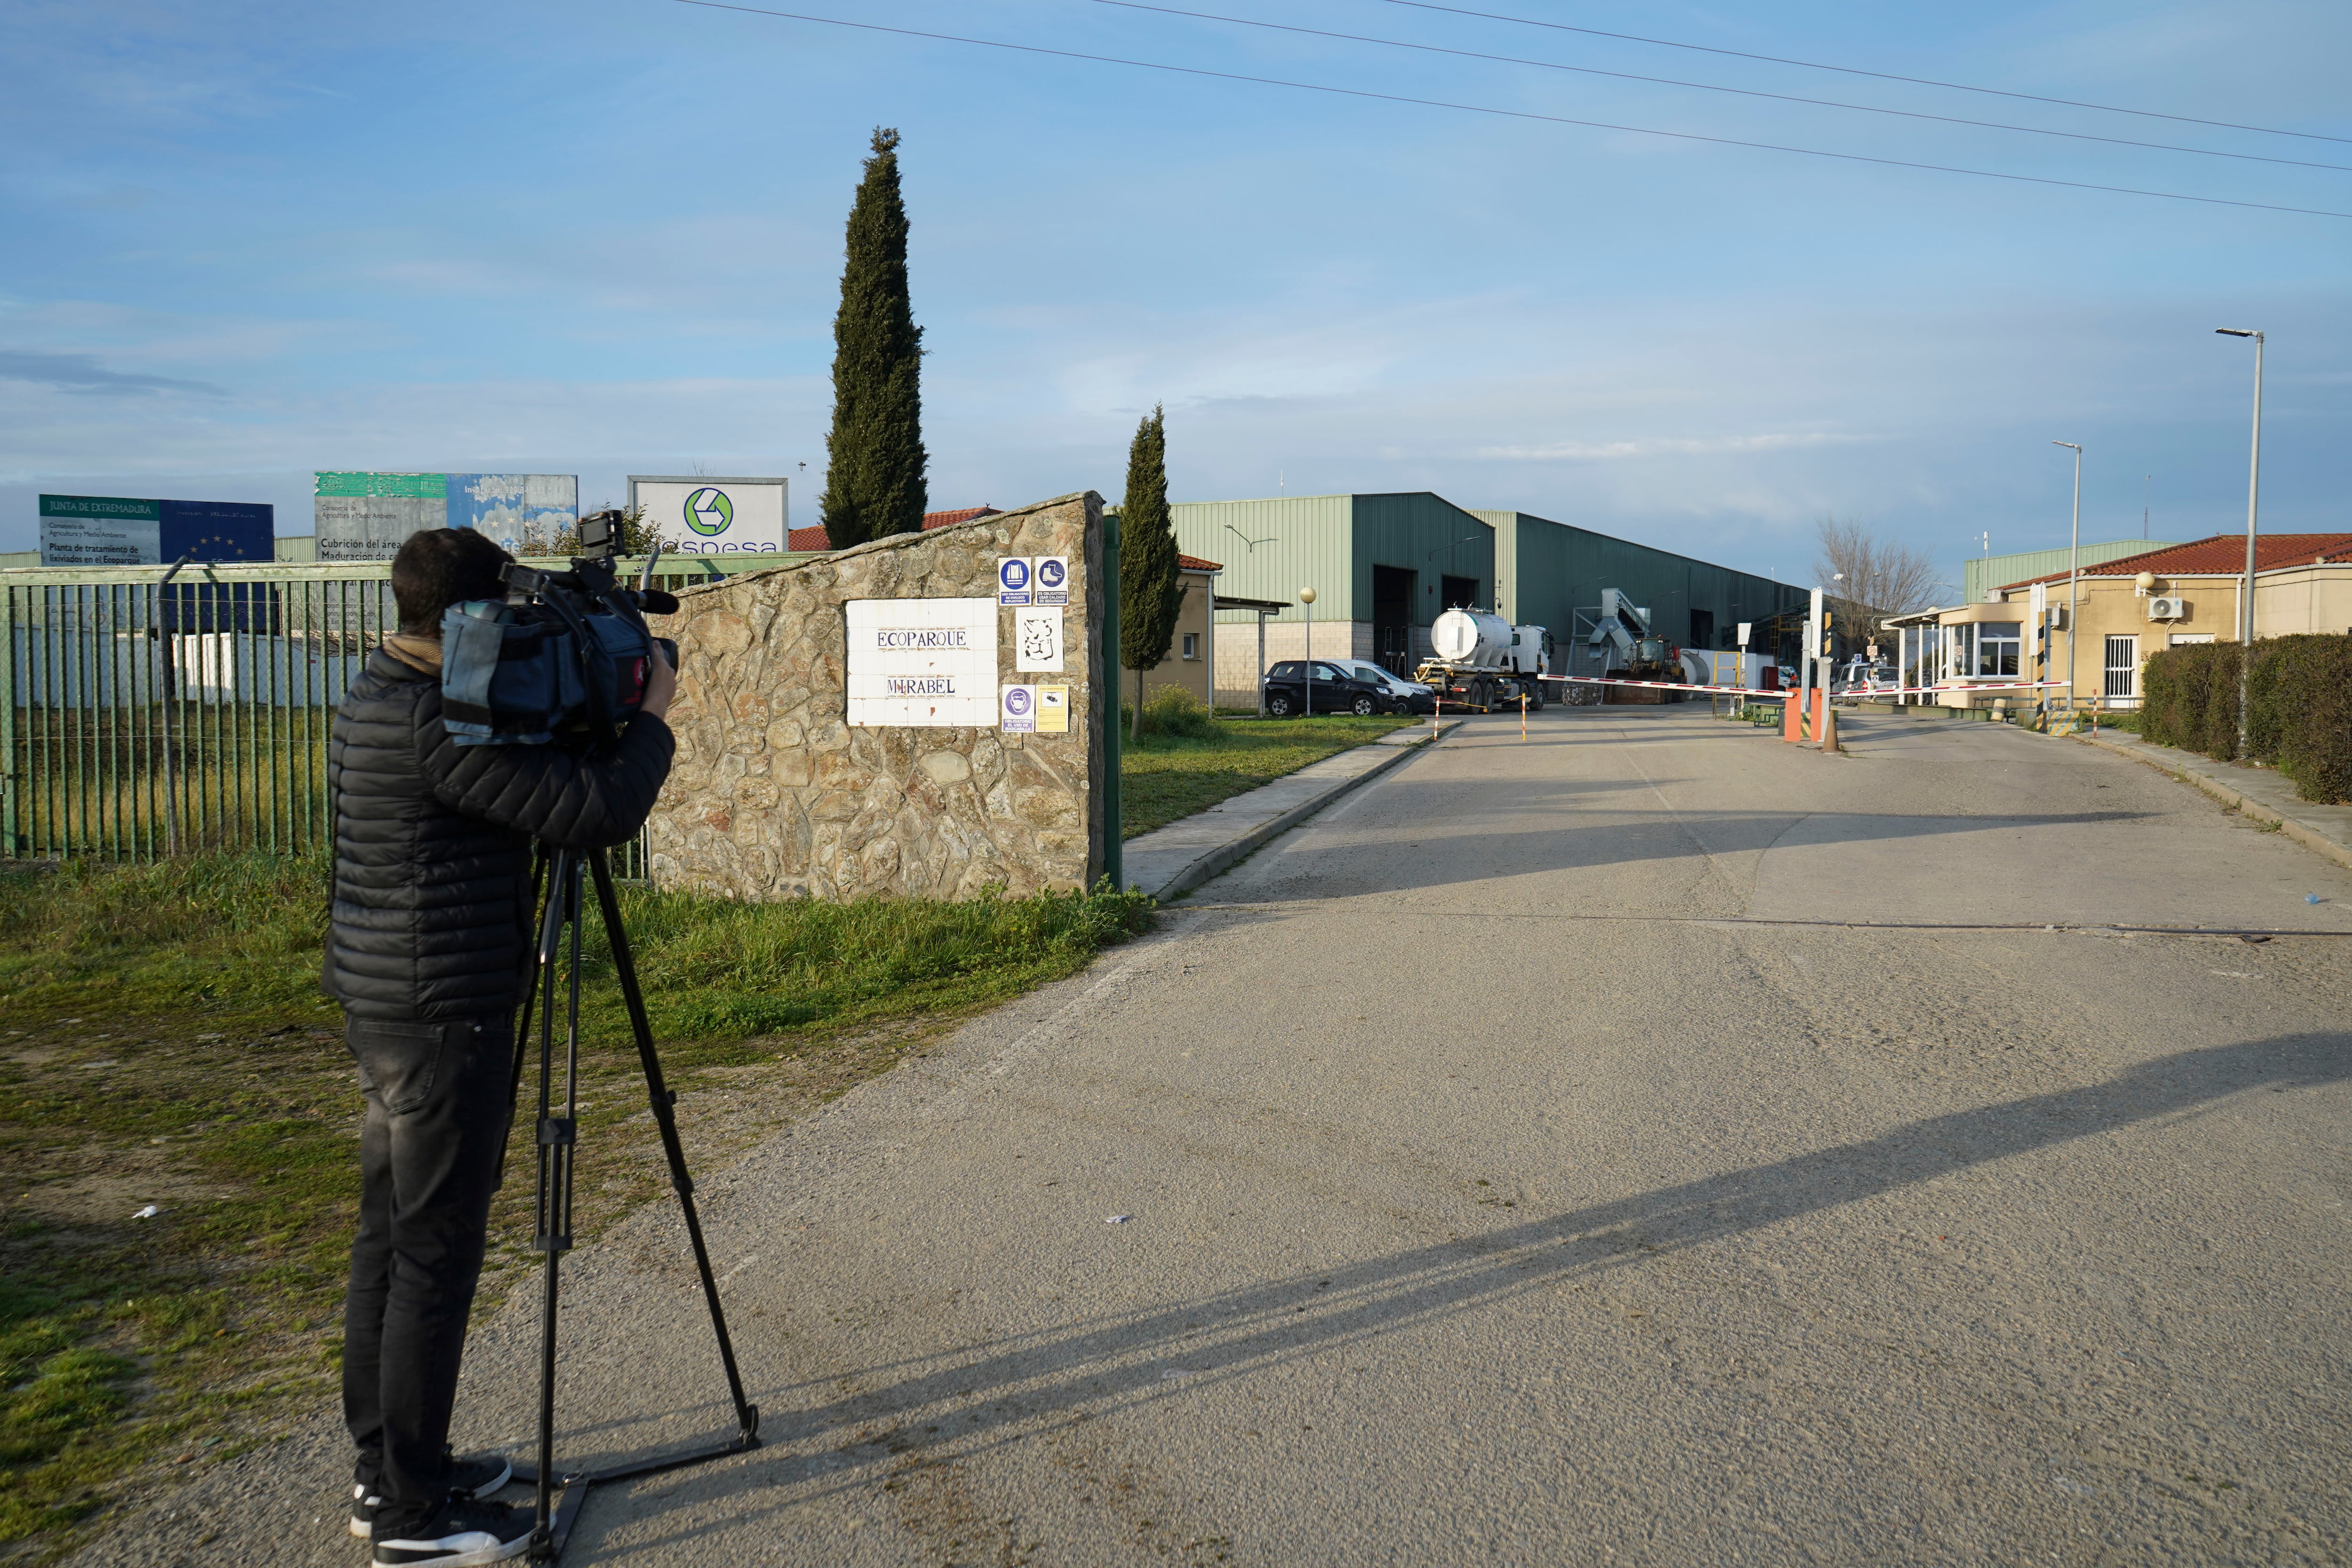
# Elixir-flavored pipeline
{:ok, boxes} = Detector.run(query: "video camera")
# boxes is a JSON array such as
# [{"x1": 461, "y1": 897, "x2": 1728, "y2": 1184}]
[{"x1": 441, "y1": 509, "x2": 681, "y2": 748}]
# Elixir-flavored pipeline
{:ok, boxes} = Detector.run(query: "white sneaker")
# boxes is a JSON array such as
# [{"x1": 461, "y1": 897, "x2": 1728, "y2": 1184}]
[{"x1": 370, "y1": 1496, "x2": 534, "y2": 1565}]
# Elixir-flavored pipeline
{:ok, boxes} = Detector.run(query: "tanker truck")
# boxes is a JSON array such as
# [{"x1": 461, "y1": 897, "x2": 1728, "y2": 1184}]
[{"x1": 1414, "y1": 608, "x2": 1555, "y2": 712}]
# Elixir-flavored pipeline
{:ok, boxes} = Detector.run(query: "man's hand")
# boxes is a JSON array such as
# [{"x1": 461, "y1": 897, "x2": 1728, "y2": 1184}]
[{"x1": 640, "y1": 644, "x2": 678, "y2": 721}]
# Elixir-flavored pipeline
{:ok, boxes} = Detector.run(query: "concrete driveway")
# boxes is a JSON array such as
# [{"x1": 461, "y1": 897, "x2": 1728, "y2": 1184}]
[{"x1": 89, "y1": 706, "x2": 2352, "y2": 1566}]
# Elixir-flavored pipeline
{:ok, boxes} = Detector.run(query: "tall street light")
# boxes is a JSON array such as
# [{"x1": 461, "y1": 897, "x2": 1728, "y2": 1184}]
[
  {"x1": 1299, "y1": 586, "x2": 1317, "y2": 717},
  {"x1": 2216, "y1": 327, "x2": 2264, "y2": 759},
  {"x1": 2052, "y1": 441, "x2": 2081, "y2": 721}
]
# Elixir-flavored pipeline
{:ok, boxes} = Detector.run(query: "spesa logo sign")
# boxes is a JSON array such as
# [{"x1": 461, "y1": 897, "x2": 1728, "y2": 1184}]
[{"x1": 683, "y1": 487, "x2": 734, "y2": 538}]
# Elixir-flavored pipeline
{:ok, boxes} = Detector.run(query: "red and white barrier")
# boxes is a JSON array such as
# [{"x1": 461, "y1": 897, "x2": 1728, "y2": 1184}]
[{"x1": 1557, "y1": 675, "x2": 2075, "y2": 700}]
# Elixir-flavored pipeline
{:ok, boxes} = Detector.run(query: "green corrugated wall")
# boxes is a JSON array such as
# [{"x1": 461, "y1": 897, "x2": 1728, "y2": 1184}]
[
  {"x1": 1963, "y1": 540, "x2": 2182, "y2": 603},
  {"x1": 1174, "y1": 493, "x2": 1801, "y2": 650},
  {"x1": 1175, "y1": 493, "x2": 1494, "y2": 627},
  {"x1": 1477, "y1": 509, "x2": 1804, "y2": 649}
]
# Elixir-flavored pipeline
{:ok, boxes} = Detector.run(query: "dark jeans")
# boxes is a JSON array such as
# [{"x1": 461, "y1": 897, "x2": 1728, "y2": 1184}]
[{"x1": 342, "y1": 1014, "x2": 515, "y2": 1528}]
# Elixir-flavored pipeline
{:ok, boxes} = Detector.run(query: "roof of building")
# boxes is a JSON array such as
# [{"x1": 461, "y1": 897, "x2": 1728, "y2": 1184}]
[
  {"x1": 1177, "y1": 553, "x2": 1222, "y2": 573},
  {"x1": 2000, "y1": 532, "x2": 2352, "y2": 589},
  {"x1": 784, "y1": 506, "x2": 1004, "y2": 553}
]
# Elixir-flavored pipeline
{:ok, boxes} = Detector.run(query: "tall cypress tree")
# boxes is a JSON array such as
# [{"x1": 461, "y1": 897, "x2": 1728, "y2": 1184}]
[
  {"x1": 820, "y1": 127, "x2": 927, "y2": 548},
  {"x1": 1118, "y1": 404, "x2": 1183, "y2": 738}
]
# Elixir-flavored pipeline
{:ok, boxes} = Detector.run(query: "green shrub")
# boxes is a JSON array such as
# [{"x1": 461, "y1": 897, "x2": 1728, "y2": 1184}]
[
  {"x1": 2141, "y1": 640, "x2": 2241, "y2": 761},
  {"x1": 2265, "y1": 634, "x2": 2352, "y2": 804},
  {"x1": 1131, "y1": 684, "x2": 1218, "y2": 740},
  {"x1": 2139, "y1": 633, "x2": 2352, "y2": 803}
]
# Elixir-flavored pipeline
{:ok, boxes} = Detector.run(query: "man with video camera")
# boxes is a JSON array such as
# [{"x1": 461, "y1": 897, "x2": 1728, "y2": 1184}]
[{"x1": 324, "y1": 527, "x2": 675, "y2": 1566}]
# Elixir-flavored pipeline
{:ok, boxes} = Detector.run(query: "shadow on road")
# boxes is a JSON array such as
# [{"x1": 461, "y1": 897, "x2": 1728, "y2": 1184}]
[
  {"x1": 1225, "y1": 773, "x2": 2158, "y2": 898},
  {"x1": 562, "y1": 1030, "x2": 2348, "y2": 1551}
]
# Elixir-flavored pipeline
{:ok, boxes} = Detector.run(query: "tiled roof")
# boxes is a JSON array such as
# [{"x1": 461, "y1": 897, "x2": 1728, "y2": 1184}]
[
  {"x1": 2000, "y1": 532, "x2": 2352, "y2": 589},
  {"x1": 1177, "y1": 553, "x2": 1223, "y2": 573},
  {"x1": 784, "y1": 507, "x2": 1001, "y2": 553}
]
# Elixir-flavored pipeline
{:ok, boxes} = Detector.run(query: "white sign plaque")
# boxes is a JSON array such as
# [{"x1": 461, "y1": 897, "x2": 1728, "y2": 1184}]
[
  {"x1": 997, "y1": 557, "x2": 1032, "y2": 605},
  {"x1": 1033, "y1": 556, "x2": 1069, "y2": 605},
  {"x1": 1035, "y1": 685, "x2": 1069, "y2": 733},
  {"x1": 1001, "y1": 684, "x2": 1037, "y2": 733},
  {"x1": 1014, "y1": 607, "x2": 1063, "y2": 673},
  {"x1": 845, "y1": 598, "x2": 998, "y2": 727}
]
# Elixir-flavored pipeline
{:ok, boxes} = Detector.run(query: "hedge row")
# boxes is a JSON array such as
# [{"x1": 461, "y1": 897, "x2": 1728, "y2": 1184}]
[{"x1": 2139, "y1": 634, "x2": 2352, "y2": 804}]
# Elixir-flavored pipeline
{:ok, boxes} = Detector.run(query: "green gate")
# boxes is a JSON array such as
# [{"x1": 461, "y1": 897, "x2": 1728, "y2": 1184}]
[{"x1": 2, "y1": 558, "x2": 731, "y2": 866}]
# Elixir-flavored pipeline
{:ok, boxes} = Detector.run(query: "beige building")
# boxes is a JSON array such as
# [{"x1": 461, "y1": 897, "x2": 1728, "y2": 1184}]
[
  {"x1": 1132, "y1": 553, "x2": 1224, "y2": 708},
  {"x1": 1889, "y1": 532, "x2": 2352, "y2": 710}
]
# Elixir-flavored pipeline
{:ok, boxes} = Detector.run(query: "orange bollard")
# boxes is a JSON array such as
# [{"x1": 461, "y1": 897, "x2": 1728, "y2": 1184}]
[
  {"x1": 1812, "y1": 689, "x2": 1826, "y2": 741},
  {"x1": 1782, "y1": 692, "x2": 1800, "y2": 742}
]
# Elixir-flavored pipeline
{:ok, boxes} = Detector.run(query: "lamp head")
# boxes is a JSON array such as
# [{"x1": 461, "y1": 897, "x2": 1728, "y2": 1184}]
[
  {"x1": 2052, "y1": 441, "x2": 2081, "y2": 453},
  {"x1": 1298, "y1": 587, "x2": 1316, "y2": 605},
  {"x1": 2215, "y1": 327, "x2": 2258, "y2": 339}
]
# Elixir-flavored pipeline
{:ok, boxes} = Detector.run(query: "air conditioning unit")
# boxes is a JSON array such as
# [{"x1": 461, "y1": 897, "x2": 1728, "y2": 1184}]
[{"x1": 2147, "y1": 597, "x2": 2186, "y2": 621}]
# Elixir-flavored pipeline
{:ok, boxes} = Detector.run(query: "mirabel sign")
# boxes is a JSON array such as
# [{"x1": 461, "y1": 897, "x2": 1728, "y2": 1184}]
[{"x1": 844, "y1": 598, "x2": 999, "y2": 727}]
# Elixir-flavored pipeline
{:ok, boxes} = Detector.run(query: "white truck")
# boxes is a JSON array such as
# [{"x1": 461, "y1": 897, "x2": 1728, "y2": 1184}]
[{"x1": 1414, "y1": 609, "x2": 1556, "y2": 711}]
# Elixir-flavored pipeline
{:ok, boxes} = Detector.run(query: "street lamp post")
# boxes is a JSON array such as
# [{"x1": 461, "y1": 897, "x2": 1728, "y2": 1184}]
[
  {"x1": 2216, "y1": 328, "x2": 2264, "y2": 759},
  {"x1": 2053, "y1": 441, "x2": 2081, "y2": 722},
  {"x1": 1299, "y1": 587, "x2": 1317, "y2": 717}
]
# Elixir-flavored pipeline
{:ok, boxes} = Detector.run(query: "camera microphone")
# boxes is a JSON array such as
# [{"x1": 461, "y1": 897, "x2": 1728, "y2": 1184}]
[{"x1": 636, "y1": 589, "x2": 680, "y2": 616}]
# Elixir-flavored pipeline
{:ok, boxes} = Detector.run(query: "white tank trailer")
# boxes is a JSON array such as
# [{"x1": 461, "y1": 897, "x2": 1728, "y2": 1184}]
[{"x1": 1415, "y1": 608, "x2": 1556, "y2": 712}]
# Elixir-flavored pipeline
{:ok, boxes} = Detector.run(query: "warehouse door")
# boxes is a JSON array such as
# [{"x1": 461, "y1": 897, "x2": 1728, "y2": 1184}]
[
  {"x1": 1689, "y1": 609, "x2": 1716, "y2": 649},
  {"x1": 1441, "y1": 574, "x2": 1479, "y2": 610},
  {"x1": 1373, "y1": 565, "x2": 1417, "y2": 676}
]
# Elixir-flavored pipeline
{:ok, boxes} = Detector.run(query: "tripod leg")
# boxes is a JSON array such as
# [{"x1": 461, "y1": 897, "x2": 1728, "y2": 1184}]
[
  {"x1": 530, "y1": 851, "x2": 582, "y2": 1554},
  {"x1": 587, "y1": 848, "x2": 761, "y2": 1446},
  {"x1": 497, "y1": 848, "x2": 552, "y2": 1190}
]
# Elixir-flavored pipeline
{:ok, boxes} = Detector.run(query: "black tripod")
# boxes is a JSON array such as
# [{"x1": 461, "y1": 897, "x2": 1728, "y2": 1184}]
[{"x1": 506, "y1": 844, "x2": 760, "y2": 1560}]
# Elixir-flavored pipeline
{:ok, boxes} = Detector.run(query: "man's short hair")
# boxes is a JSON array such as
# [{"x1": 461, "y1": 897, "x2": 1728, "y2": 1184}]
[{"x1": 391, "y1": 529, "x2": 513, "y2": 634}]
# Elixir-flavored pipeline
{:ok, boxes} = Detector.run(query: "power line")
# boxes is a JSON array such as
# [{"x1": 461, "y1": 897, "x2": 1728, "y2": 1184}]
[
  {"x1": 675, "y1": 1, "x2": 2352, "y2": 220},
  {"x1": 1375, "y1": 0, "x2": 2352, "y2": 147},
  {"x1": 1090, "y1": 0, "x2": 2352, "y2": 174}
]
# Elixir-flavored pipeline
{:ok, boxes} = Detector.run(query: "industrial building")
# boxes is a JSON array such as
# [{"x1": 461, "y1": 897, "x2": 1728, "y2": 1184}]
[
  {"x1": 1962, "y1": 539, "x2": 2183, "y2": 604},
  {"x1": 1171, "y1": 492, "x2": 1804, "y2": 704}
]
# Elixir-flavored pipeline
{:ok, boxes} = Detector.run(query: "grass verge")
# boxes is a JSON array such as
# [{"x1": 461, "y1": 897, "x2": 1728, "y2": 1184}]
[
  {"x1": 0, "y1": 853, "x2": 1152, "y2": 1562},
  {"x1": 1119, "y1": 714, "x2": 1421, "y2": 840}
]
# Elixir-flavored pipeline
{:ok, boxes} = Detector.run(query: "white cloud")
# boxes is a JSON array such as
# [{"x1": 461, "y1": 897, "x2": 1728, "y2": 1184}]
[{"x1": 1475, "y1": 432, "x2": 1876, "y2": 461}]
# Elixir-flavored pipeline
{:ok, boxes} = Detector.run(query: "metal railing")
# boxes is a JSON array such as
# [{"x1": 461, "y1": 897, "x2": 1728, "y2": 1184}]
[{"x1": 3, "y1": 557, "x2": 733, "y2": 865}]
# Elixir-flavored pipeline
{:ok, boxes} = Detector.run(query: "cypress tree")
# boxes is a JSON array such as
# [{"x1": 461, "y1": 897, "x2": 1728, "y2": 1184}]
[
  {"x1": 1118, "y1": 404, "x2": 1183, "y2": 738},
  {"x1": 819, "y1": 127, "x2": 927, "y2": 548}
]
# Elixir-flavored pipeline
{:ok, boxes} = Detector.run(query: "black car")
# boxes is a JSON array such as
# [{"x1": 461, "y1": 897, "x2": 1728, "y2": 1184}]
[{"x1": 1262, "y1": 660, "x2": 1397, "y2": 717}]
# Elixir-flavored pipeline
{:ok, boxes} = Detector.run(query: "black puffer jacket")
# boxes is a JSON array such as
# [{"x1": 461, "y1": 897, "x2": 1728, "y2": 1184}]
[{"x1": 324, "y1": 650, "x2": 675, "y2": 1022}]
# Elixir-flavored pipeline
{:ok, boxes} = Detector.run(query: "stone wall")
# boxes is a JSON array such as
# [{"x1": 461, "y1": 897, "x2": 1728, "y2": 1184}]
[{"x1": 646, "y1": 492, "x2": 1106, "y2": 900}]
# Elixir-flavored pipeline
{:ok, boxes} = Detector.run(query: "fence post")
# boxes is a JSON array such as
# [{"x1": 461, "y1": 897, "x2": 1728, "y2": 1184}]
[
  {"x1": 1101, "y1": 510, "x2": 1122, "y2": 894},
  {"x1": 0, "y1": 583, "x2": 14, "y2": 859}
]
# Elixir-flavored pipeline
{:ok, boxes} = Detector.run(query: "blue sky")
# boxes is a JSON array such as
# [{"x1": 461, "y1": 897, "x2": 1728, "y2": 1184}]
[{"x1": 3, "y1": 0, "x2": 2345, "y2": 595}]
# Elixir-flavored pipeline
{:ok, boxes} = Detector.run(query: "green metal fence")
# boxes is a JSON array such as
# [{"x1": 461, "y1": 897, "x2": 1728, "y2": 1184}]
[{"x1": 2, "y1": 557, "x2": 734, "y2": 865}]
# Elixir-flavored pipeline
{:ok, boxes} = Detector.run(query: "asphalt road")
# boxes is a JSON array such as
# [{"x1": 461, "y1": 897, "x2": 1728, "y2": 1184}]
[{"x1": 85, "y1": 706, "x2": 2352, "y2": 1567}]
